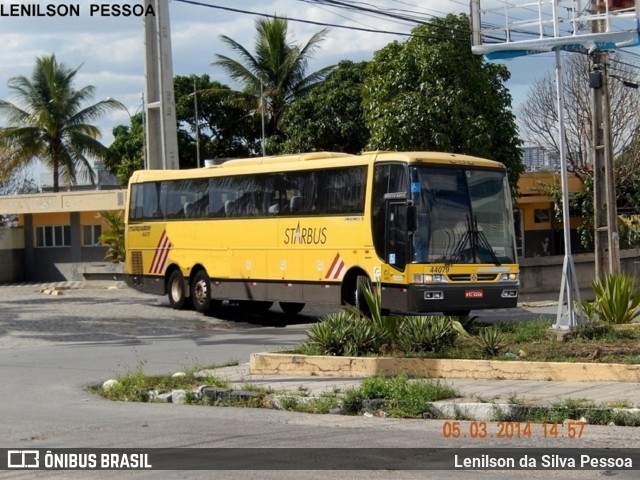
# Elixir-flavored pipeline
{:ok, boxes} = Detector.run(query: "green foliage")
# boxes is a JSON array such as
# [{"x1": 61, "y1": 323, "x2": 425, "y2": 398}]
[
  {"x1": 477, "y1": 325, "x2": 508, "y2": 357},
  {"x1": 97, "y1": 210, "x2": 125, "y2": 262},
  {"x1": 397, "y1": 316, "x2": 467, "y2": 354},
  {"x1": 349, "y1": 374, "x2": 459, "y2": 418},
  {"x1": 278, "y1": 392, "x2": 340, "y2": 414},
  {"x1": 212, "y1": 16, "x2": 335, "y2": 139},
  {"x1": 280, "y1": 60, "x2": 370, "y2": 154},
  {"x1": 542, "y1": 174, "x2": 594, "y2": 251},
  {"x1": 96, "y1": 368, "x2": 227, "y2": 402},
  {"x1": 507, "y1": 318, "x2": 553, "y2": 343},
  {"x1": 0, "y1": 54, "x2": 121, "y2": 192},
  {"x1": 355, "y1": 278, "x2": 401, "y2": 350},
  {"x1": 571, "y1": 322, "x2": 614, "y2": 340},
  {"x1": 305, "y1": 311, "x2": 384, "y2": 356},
  {"x1": 589, "y1": 273, "x2": 640, "y2": 325},
  {"x1": 174, "y1": 74, "x2": 261, "y2": 165},
  {"x1": 362, "y1": 14, "x2": 524, "y2": 195},
  {"x1": 105, "y1": 113, "x2": 144, "y2": 188},
  {"x1": 618, "y1": 216, "x2": 640, "y2": 250}
]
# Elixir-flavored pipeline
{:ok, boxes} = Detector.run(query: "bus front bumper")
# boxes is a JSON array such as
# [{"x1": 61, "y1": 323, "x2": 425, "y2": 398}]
[{"x1": 382, "y1": 282, "x2": 519, "y2": 314}]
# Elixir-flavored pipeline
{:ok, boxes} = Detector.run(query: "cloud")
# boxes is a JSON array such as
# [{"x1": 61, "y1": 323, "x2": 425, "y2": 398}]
[{"x1": 0, "y1": 0, "x2": 560, "y2": 154}]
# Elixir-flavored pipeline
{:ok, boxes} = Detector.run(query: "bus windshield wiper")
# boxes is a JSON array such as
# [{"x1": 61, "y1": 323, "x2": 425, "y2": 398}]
[{"x1": 447, "y1": 215, "x2": 501, "y2": 266}]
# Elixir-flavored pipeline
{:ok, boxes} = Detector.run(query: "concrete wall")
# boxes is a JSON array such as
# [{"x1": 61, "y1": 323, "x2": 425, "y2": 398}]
[
  {"x1": 0, "y1": 228, "x2": 25, "y2": 283},
  {"x1": 519, "y1": 249, "x2": 640, "y2": 294}
]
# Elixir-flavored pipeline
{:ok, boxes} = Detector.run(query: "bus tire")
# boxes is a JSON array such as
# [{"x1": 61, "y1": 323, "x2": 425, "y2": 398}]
[
  {"x1": 191, "y1": 270, "x2": 213, "y2": 313},
  {"x1": 448, "y1": 310, "x2": 470, "y2": 317},
  {"x1": 167, "y1": 269, "x2": 188, "y2": 310},
  {"x1": 279, "y1": 302, "x2": 305, "y2": 315}
]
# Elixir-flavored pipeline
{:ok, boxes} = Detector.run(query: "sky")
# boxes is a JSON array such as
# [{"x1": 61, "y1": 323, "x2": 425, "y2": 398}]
[{"x1": 0, "y1": 0, "x2": 586, "y2": 180}]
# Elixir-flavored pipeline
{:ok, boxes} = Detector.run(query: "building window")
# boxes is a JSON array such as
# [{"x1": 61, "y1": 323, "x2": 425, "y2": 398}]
[
  {"x1": 534, "y1": 208, "x2": 550, "y2": 223},
  {"x1": 83, "y1": 225, "x2": 102, "y2": 246},
  {"x1": 35, "y1": 225, "x2": 71, "y2": 247}
]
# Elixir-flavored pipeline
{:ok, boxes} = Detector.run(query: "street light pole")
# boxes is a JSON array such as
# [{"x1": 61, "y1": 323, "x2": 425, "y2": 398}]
[
  {"x1": 260, "y1": 81, "x2": 266, "y2": 157},
  {"x1": 194, "y1": 79, "x2": 201, "y2": 168}
]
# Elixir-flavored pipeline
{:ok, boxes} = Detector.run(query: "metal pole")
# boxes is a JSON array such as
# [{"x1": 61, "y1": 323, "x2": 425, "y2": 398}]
[
  {"x1": 553, "y1": 49, "x2": 584, "y2": 330},
  {"x1": 194, "y1": 79, "x2": 201, "y2": 168},
  {"x1": 260, "y1": 81, "x2": 266, "y2": 157},
  {"x1": 141, "y1": 92, "x2": 147, "y2": 170},
  {"x1": 601, "y1": 63, "x2": 620, "y2": 273}
]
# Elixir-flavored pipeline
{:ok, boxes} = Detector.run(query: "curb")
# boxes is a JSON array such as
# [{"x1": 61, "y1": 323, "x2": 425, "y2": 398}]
[{"x1": 249, "y1": 353, "x2": 640, "y2": 383}]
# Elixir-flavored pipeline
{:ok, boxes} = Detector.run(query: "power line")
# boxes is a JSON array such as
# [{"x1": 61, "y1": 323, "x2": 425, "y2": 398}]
[
  {"x1": 173, "y1": 0, "x2": 473, "y2": 44},
  {"x1": 173, "y1": 0, "x2": 414, "y2": 37}
]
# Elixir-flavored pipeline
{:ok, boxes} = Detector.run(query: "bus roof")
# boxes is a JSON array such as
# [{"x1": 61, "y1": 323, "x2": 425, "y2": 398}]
[
  {"x1": 129, "y1": 151, "x2": 505, "y2": 183},
  {"x1": 362, "y1": 151, "x2": 505, "y2": 169}
]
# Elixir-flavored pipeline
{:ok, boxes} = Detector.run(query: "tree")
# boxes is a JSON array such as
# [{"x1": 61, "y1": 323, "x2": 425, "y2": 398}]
[
  {"x1": 98, "y1": 210, "x2": 125, "y2": 263},
  {"x1": 521, "y1": 52, "x2": 640, "y2": 250},
  {"x1": 279, "y1": 60, "x2": 370, "y2": 154},
  {"x1": 174, "y1": 74, "x2": 261, "y2": 167},
  {"x1": 363, "y1": 14, "x2": 524, "y2": 193},
  {"x1": 0, "y1": 54, "x2": 122, "y2": 192},
  {"x1": 519, "y1": 52, "x2": 640, "y2": 174},
  {"x1": 212, "y1": 16, "x2": 335, "y2": 147},
  {"x1": 0, "y1": 165, "x2": 39, "y2": 229},
  {"x1": 105, "y1": 113, "x2": 144, "y2": 188}
]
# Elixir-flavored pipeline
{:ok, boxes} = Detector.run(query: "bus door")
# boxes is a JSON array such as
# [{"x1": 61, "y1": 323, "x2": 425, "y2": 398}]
[{"x1": 384, "y1": 195, "x2": 412, "y2": 272}]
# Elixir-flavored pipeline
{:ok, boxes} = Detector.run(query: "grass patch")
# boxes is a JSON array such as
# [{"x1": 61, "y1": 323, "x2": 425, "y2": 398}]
[
  {"x1": 343, "y1": 375, "x2": 459, "y2": 418},
  {"x1": 89, "y1": 367, "x2": 640, "y2": 426},
  {"x1": 91, "y1": 366, "x2": 228, "y2": 402}
]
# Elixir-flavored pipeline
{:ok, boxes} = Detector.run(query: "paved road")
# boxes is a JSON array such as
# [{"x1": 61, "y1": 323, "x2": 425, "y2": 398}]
[{"x1": 0, "y1": 284, "x2": 637, "y2": 479}]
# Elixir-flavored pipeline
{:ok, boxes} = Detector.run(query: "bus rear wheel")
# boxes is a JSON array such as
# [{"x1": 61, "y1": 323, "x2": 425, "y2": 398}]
[
  {"x1": 167, "y1": 269, "x2": 188, "y2": 310},
  {"x1": 191, "y1": 270, "x2": 213, "y2": 313},
  {"x1": 279, "y1": 302, "x2": 305, "y2": 315}
]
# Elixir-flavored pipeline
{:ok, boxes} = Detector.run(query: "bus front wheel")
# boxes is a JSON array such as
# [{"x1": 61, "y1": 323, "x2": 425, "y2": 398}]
[
  {"x1": 191, "y1": 270, "x2": 213, "y2": 313},
  {"x1": 167, "y1": 269, "x2": 188, "y2": 310},
  {"x1": 279, "y1": 302, "x2": 305, "y2": 315}
]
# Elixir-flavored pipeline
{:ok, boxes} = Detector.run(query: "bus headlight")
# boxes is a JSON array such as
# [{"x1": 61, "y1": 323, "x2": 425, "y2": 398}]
[
  {"x1": 413, "y1": 274, "x2": 446, "y2": 283},
  {"x1": 500, "y1": 273, "x2": 518, "y2": 282}
]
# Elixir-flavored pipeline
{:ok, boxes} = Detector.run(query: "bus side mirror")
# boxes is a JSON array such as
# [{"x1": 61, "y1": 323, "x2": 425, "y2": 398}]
[{"x1": 407, "y1": 205, "x2": 417, "y2": 233}]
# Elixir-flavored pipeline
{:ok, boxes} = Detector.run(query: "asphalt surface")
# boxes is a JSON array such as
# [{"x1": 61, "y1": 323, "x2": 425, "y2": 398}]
[{"x1": 1, "y1": 281, "x2": 639, "y2": 480}]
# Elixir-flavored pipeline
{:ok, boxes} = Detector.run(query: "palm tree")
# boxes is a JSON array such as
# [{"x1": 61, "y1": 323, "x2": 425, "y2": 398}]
[
  {"x1": 0, "y1": 54, "x2": 122, "y2": 192},
  {"x1": 212, "y1": 16, "x2": 334, "y2": 141}
]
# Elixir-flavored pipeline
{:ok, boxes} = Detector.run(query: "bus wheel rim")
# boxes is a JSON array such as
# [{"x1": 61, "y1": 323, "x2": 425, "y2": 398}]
[
  {"x1": 194, "y1": 280, "x2": 207, "y2": 305},
  {"x1": 170, "y1": 278, "x2": 183, "y2": 301}
]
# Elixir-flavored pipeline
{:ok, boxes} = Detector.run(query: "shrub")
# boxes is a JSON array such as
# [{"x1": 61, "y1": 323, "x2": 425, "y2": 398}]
[
  {"x1": 477, "y1": 325, "x2": 508, "y2": 357},
  {"x1": 590, "y1": 273, "x2": 640, "y2": 325},
  {"x1": 397, "y1": 316, "x2": 466, "y2": 354},
  {"x1": 305, "y1": 311, "x2": 384, "y2": 356},
  {"x1": 356, "y1": 278, "x2": 401, "y2": 349}
]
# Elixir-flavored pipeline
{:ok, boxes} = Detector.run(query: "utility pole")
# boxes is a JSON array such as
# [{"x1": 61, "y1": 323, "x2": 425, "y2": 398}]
[
  {"x1": 144, "y1": 0, "x2": 179, "y2": 170},
  {"x1": 590, "y1": 0, "x2": 620, "y2": 278}
]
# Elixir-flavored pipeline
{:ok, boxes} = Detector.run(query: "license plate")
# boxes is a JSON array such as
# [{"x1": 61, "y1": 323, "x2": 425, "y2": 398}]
[{"x1": 465, "y1": 290, "x2": 484, "y2": 299}]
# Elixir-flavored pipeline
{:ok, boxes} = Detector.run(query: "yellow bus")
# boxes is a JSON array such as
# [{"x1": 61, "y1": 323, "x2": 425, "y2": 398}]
[{"x1": 124, "y1": 151, "x2": 519, "y2": 316}]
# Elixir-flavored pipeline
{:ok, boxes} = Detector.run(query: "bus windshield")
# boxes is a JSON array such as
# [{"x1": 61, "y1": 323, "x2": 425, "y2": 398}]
[{"x1": 410, "y1": 166, "x2": 516, "y2": 265}]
